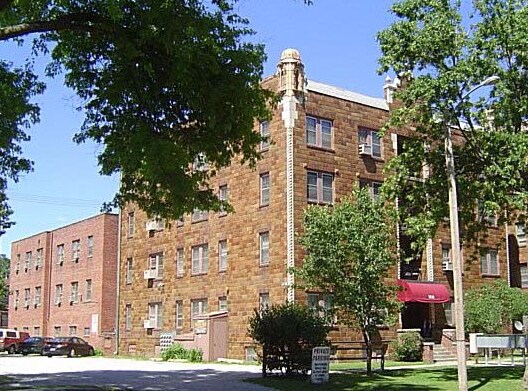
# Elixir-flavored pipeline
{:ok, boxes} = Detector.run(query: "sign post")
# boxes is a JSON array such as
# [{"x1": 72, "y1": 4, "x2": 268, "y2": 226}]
[{"x1": 311, "y1": 346, "x2": 330, "y2": 384}]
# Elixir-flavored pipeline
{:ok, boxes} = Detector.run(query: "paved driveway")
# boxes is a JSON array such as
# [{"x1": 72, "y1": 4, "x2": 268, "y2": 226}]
[{"x1": 0, "y1": 354, "x2": 271, "y2": 390}]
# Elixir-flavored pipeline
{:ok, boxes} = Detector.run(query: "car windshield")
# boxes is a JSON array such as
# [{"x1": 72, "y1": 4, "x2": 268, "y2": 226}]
[
  {"x1": 24, "y1": 337, "x2": 40, "y2": 343},
  {"x1": 50, "y1": 337, "x2": 70, "y2": 343}
]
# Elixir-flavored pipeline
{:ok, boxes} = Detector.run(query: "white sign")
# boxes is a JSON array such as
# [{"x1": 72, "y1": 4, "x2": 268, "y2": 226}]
[
  {"x1": 91, "y1": 314, "x2": 99, "y2": 334},
  {"x1": 311, "y1": 346, "x2": 330, "y2": 384}
]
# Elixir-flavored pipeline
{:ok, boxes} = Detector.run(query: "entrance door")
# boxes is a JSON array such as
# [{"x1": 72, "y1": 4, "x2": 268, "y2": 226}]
[{"x1": 211, "y1": 318, "x2": 228, "y2": 360}]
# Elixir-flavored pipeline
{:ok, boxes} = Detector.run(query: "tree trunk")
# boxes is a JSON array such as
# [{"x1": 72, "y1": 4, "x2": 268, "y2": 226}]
[{"x1": 362, "y1": 329, "x2": 373, "y2": 375}]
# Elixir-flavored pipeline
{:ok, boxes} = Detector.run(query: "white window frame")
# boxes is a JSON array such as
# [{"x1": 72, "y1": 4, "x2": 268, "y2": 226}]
[
  {"x1": 191, "y1": 209, "x2": 209, "y2": 223},
  {"x1": 359, "y1": 128, "x2": 382, "y2": 158},
  {"x1": 126, "y1": 258, "x2": 133, "y2": 284},
  {"x1": 34, "y1": 286, "x2": 42, "y2": 307},
  {"x1": 260, "y1": 172, "x2": 270, "y2": 207},
  {"x1": 176, "y1": 248, "x2": 184, "y2": 277},
  {"x1": 516, "y1": 223, "x2": 527, "y2": 247},
  {"x1": 85, "y1": 279, "x2": 92, "y2": 301},
  {"x1": 218, "y1": 296, "x2": 228, "y2": 311},
  {"x1": 54, "y1": 326, "x2": 61, "y2": 337},
  {"x1": 218, "y1": 185, "x2": 228, "y2": 216},
  {"x1": 70, "y1": 282, "x2": 79, "y2": 303},
  {"x1": 306, "y1": 116, "x2": 333, "y2": 149},
  {"x1": 481, "y1": 249, "x2": 499, "y2": 276},
  {"x1": 55, "y1": 284, "x2": 63, "y2": 305},
  {"x1": 24, "y1": 251, "x2": 32, "y2": 270},
  {"x1": 125, "y1": 304, "x2": 132, "y2": 331},
  {"x1": 360, "y1": 180, "x2": 382, "y2": 201},
  {"x1": 127, "y1": 212, "x2": 135, "y2": 237},
  {"x1": 444, "y1": 302, "x2": 454, "y2": 326},
  {"x1": 521, "y1": 265, "x2": 528, "y2": 289},
  {"x1": 24, "y1": 288, "x2": 31, "y2": 307},
  {"x1": 191, "y1": 299, "x2": 208, "y2": 328},
  {"x1": 69, "y1": 325, "x2": 77, "y2": 336},
  {"x1": 148, "y1": 302, "x2": 163, "y2": 329},
  {"x1": 87, "y1": 236, "x2": 94, "y2": 257},
  {"x1": 57, "y1": 244, "x2": 65, "y2": 264},
  {"x1": 307, "y1": 171, "x2": 334, "y2": 204},
  {"x1": 259, "y1": 232, "x2": 270, "y2": 266},
  {"x1": 175, "y1": 300, "x2": 184, "y2": 329},
  {"x1": 260, "y1": 120, "x2": 270, "y2": 150},
  {"x1": 218, "y1": 240, "x2": 228, "y2": 272},
  {"x1": 72, "y1": 239, "x2": 81, "y2": 261},
  {"x1": 149, "y1": 253, "x2": 164, "y2": 279},
  {"x1": 192, "y1": 244, "x2": 209, "y2": 274},
  {"x1": 259, "y1": 292, "x2": 270, "y2": 311},
  {"x1": 35, "y1": 248, "x2": 43, "y2": 269}
]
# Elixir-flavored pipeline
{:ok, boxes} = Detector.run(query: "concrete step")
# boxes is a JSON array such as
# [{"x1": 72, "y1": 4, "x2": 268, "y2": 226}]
[{"x1": 433, "y1": 344, "x2": 457, "y2": 362}]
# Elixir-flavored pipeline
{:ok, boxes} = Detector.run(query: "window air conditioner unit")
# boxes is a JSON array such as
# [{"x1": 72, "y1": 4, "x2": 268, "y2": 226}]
[
  {"x1": 359, "y1": 143, "x2": 372, "y2": 156},
  {"x1": 442, "y1": 261, "x2": 453, "y2": 271},
  {"x1": 24, "y1": 302, "x2": 30, "y2": 309},
  {"x1": 143, "y1": 269, "x2": 158, "y2": 280},
  {"x1": 145, "y1": 221, "x2": 158, "y2": 232},
  {"x1": 72, "y1": 254, "x2": 79, "y2": 262},
  {"x1": 143, "y1": 319, "x2": 155, "y2": 329}
]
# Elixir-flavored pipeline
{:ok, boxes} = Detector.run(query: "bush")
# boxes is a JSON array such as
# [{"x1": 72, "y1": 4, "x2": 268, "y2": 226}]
[
  {"x1": 161, "y1": 343, "x2": 203, "y2": 362},
  {"x1": 248, "y1": 303, "x2": 330, "y2": 376},
  {"x1": 93, "y1": 348, "x2": 104, "y2": 357},
  {"x1": 391, "y1": 332, "x2": 423, "y2": 362}
]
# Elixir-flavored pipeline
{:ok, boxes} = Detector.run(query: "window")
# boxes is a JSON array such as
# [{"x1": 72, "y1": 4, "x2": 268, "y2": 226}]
[
  {"x1": 245, "y1": 347, "x2": 258, "y2": 362},
  {"x1": 260, "y1": 120, "x2": 270, "y2": 150},
  {"x1": 260, "y1": 172, "x2": 270, "y2": 206},
  {"x1": 125, "y1": 304, "x2": 132, "y2": 331},
  {"x1": 517, "y1": 224, "x2": 527, "y2": 247},
  {"x1": 35, "y1": 248, "x2": 43, "y2": 269},
  {"x1": 55, "y1": 285, "x2": 63, "y2": 305},
  {"x1": 57, "y1": 244, "x2": 65, "y2": 264},
  {"x1": 34, "y1": 326, "x2": 41, "y2": 336},
  {"x1": 444, "y1": 302, "x2": 454, "y2": 326},
  {"x1": 176, "y1": 249, "x2": 184, "y2": 277},
  {"x1": 192, "y1": 244, "x2": 209, "y2": 274},
  {"x1": 126, "y1": 258, "x2": 133, "y2": 284},
  {"x1": 176, "y1": 216, "x2": 184, "y2": 227},
  {"x1": 34, "y1": 286, "x2": 42, "y2": 307},
  {"x1": 24, "y1": 251, "x2": 32, "y2": 270},
  {"x1": 148, "y1": 302, "x2": 163, "y2": 329},
  {"x1": 219, "y1": 184, "x2": 228, "y2": 216},
  {"x1": 521, "y1": 265, "x2": 528, "y2": 289},
  {"x1": 146, "y1": 216, "x2": 165, "y2": 232},
  {"x1": 69, "y1": 326, "x2": 77, "y2": 336},
  {"x1": 175, "y1": 300, "x2": 183, "y2": 329},
  {"x1": 191, "y1": 209, "x2": 209, "y2": 222},
  {"x1": 481, "y1": 249, "x2": 499, "y2": 275},
  {"x1": 218, "y1": 296, "x2": 228, "y2": 311},
  {"x1": 441, "y1": 245, "x2": 453, "y2": 271},
  {"x1": 307, "y1": 171, "x2": 334, "y2": 204},
  {"x1": 149, "y1": 253, "x2": 164, "y2": 279},
  {"x1": 359, "y1": 128, "x2": 382, "y2": 158},
  {"x1": 14, "y1": 290, "x2": 19, "y2": 309},
  {"x1": 259, "y1": 232, "x2": 270, "y2": 266},
  {"x1": 259, "y1": 292, "x2": 270, "y2": 311},
  {"x1": 87, "y1": 236, "x2": 94, "y2": 257},
  {"x1": 15, "y1": 254, "x2": 20, "y2": 273},
  {"x1": 24, "y1": 288, "x2": 30, "y2": 307},
  {"x1": 85, "y1": 279, "x2": 92, "y2": 301},
  {"x1": 218, "y1": 240, "x2": 228, "y2": 272},
  {"x1": 70, "y1": 282, "x2": 79, "y2": 303},
  {"x1": 306, "y1": 116, "x2": 333, "y2": 149},
  {"x1": 359, "y1": 180, "x2": 382, "y2": 201},
  {"x1": 477, "y1": 201, "x2": 498, "y2": 226},
  {"x1": 191, "y1": 299, "x2": 208, "y2": 328},
  {"x1": 72, "y1": 239, "x2": 81, "y2": 261},
  {"x1": 307, "y1": 293, "x2": 333, "y2": 319},
  {"x1": 127, "y1": 212, "x2": 135, "y2": 237},
  {"x1": 54, "y1": 326, "x2": 61, "y2": 337},
  {"x1": 193, "y1": 152, "x2": 208, "y2": 172},
  {"x1": 84, "y1": 327, "x2": 90, "y2": 336}
]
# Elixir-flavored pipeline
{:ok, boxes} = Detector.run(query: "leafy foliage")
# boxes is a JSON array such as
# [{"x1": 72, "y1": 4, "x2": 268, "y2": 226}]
[
  {"x1": 0, "y1": 254, "x2": 9, "y2": 311},
  {"x1": 248, "y1": 303, "x2": 330, "y2": 376},
  {"x1": 297, "y1": 187, "x2": 400, "y2": 374},
  {"x1": 391, "y1": 332, "x2": 423, "y2": 362},
  {"x1": 0, "y1": 0, "x2": 273, "y2": 227},
  {"x1": 377, "y1": 0, "x2": 528, "y2": 247},
  {"x1": 161, "y1": 343, "x2": 203, "y2": 362},
  {"x1": 464, "y1": 280, "x2": 528, "y2": 334}
]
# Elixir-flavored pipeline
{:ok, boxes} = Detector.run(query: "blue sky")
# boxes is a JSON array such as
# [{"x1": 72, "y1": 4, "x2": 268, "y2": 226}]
[{"x1": 0, "y1": 0, "x2": 396, "y2": 256}]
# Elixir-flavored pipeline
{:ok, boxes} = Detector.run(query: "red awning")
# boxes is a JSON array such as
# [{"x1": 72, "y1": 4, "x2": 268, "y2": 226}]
[{"x1": 396, "y1": 280, "x2": 451, "y2": 304}]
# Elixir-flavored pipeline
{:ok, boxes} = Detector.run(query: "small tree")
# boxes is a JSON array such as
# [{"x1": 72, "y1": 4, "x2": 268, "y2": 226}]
[
  {"x1": 298, "y1": 187, "x2": 400, "y2": 375},
  {"x1": 465, "y1": 281, "x2": 528, "y2": 334},
  {"x1": 248, "y1": 303, "x2": 330, "y2": 377},
  {"x1": 0, "y1": 254, "x2": 9, "y2": 311}
]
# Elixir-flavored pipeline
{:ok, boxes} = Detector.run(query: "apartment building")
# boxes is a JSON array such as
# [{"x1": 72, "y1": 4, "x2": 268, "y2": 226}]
[
  {"x1": 118, "y1": 49, "x2": 513, "y2": 360},
  {"x1": 9, "y1": 213, "x2": 119, "y2": 353}
]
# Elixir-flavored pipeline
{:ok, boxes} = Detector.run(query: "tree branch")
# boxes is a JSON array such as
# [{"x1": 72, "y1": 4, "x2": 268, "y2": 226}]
[{"x1": 0, "y1": 12, "x2": 109, "y2": 41}]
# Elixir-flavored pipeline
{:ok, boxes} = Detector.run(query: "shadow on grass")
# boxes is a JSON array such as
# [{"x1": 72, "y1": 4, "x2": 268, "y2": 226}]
[{"x1": 246, "y1": 365, "x2": 525, "y2": 391}]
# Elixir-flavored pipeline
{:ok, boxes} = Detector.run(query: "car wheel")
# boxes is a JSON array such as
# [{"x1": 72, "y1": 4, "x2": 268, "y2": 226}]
[
  {"x1": 40, "y1": 349, "x2": 45, "y2": 356},
  {"x1": 47, "y1": 355, "x2": 52, "y2": 358},
  {"x1": 89, "y1": 348, "x2": 95, "y2": 356},
  {"x1": 68, "y1": 348, "x2": 75, "y2": 357},
  {"x1": 22, "y1": 352, "x2": 28, "y2": 356},
  {"x1": 8, "y1": 345, "x2": 16, "y2": 354}
]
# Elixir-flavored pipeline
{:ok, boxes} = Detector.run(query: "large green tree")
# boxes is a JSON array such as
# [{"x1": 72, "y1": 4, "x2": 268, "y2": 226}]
[
  {"x1": 0, "y1": 254, "x2": 9, "y2": 310},
  {"x1": 297, "y1": 187, "x2": 400, "y2": 375},
  {"x1": 377, "y1": 0, "x2": 528, "y2": 246},
  {"x1": 0, "y1": 0, "x2": 273, "y2": 229}
]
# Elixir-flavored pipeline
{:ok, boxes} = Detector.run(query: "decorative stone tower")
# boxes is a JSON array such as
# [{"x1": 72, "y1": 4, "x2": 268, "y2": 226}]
[{"x1": 276, "y1": 49, "x2": 306, "y2": 303}]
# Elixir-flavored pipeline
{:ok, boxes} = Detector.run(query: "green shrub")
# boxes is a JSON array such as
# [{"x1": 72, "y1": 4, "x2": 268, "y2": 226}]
[
  {"x1": 391, "y1": 332, "x2": 423, "y2": 362},
  {"x1": 161, "y1": 343, "x2": 203, "y2": 362},
  {"x1": 248, "y1": 303, "x2": 330, "y2": 376},
  {"x1": 93, "y1": 348, "x2": 104, "y2": 357}
]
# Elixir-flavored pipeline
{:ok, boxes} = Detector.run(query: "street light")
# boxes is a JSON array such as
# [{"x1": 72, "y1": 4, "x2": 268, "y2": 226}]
[{"x1": 444, "y1": 75, "x2": 499, "y2": 391}]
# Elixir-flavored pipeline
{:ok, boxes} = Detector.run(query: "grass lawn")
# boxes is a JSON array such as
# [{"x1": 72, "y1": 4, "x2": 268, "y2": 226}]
[{"x1": 246, "y1": 365, "x2": 525, "y2": 390}]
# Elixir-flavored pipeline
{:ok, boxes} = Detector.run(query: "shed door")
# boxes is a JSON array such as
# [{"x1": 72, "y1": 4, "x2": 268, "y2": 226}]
[{"x1": 211, "y1": 318, "x2": 228, "y2": 360}]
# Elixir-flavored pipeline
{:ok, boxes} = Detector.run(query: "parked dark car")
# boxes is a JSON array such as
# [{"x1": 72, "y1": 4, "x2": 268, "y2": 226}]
[
  {"x1": 19, "y1": 337, "x2": 52, "y2": 356},
  {"x1": 42, "y1": 337, "x2": 95, "y2": 357}
]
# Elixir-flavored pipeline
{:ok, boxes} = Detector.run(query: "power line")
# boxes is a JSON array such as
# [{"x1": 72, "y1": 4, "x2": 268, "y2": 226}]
[{"x1": 8, "y1": 192, "x2": 107, "y2": 208}]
